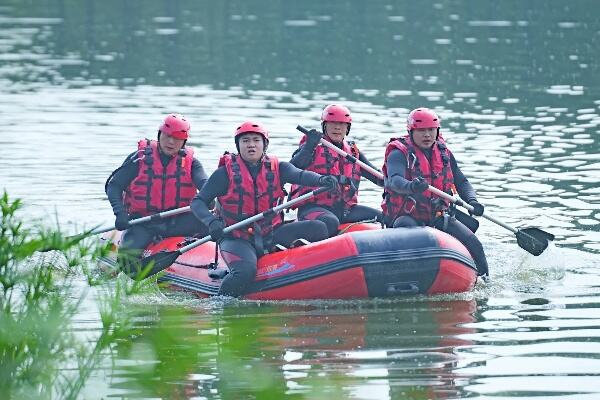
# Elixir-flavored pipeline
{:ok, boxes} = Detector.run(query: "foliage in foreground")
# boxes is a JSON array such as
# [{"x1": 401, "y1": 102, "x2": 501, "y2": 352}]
[
  {"x1": 0, "y1": 191, "x2": 352, "y2": 399},
  {"x1": 0, "y1": 191, "x2": 155, "y2": 399}
]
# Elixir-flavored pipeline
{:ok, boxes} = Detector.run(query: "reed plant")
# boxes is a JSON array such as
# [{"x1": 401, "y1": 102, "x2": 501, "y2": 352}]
[
  {"x1": 0, "y1": 191, "x2": 344, "y2": 399},
  {"x1": 0, "y1": 191, "x2": 149, "y2": 399}
]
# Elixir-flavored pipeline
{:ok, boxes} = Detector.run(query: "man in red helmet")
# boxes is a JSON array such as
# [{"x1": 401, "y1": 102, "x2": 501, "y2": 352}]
[
  {"x1": 105, "y1": 113, "x2": 210, "y2": 271},
  {"x1": 191, "y1": 121, "x2": 337, "y2": 297},
  {"x1": 381, "y1": 107, "x2": 488, "y2": 277},
  {"x1": 289, "y1": 104, "x2": 383, "y2": 237}
]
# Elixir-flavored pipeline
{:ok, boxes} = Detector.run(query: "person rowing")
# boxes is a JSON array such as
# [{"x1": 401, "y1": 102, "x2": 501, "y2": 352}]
[
  {"x1": 381, "y1": 107, "x2": 489, "y2": 277},
  {"x1": 289, "y1": 104, "x2": 383, "y2": 237},
  {"x1": 105, "y1": 113, "x2": 210, "y2": 273},
  {"x1": 190, "y1": 121, "x2": 338, "y2": 297}
]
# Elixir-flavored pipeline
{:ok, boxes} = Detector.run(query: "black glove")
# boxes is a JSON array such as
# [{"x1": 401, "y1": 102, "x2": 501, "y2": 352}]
[
  {"x1": 208, "y1": 218, "x2": 225, "y2": 242},
  {"x1": 468, "y1": 200, "x2": 484, "y2": 216},
  {"x1": 409, "y1": 177, "x2": 429, "y2": 193},
  {"x1": 305, "y1": 129, "x2": 323, "y2": 147},
  {"x1": 319, "y1": 175, "x2": 339, "y2": 191},
  {"x1": 114, "y1": 212, "x2": 130, "y2": 231}
]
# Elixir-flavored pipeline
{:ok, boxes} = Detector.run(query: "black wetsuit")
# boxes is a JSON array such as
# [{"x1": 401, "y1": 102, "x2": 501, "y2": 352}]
[
  {"x1": 386, "y1": 148, "x2": 489, "y2": 276},
  {"x1": 105, "y1": 148, "x2": 209, "y2": 259},
  {"x1": 290, "y1": 140, "x2": 384, "y2": 236},
  {"x1": 191, "y1": 159, "x2": 329, "y2": 297}
]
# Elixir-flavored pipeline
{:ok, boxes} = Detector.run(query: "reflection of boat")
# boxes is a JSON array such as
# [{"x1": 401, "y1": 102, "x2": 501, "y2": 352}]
[
  {"x1": 271, "y1": 300, "x2": 477, "y2": 351},
  {"x1": 269, "y1": 300, "x2": 478, "y2": 400},
  {"x1": 100, "y1": 223, "x2": 478, "y2": 300}
]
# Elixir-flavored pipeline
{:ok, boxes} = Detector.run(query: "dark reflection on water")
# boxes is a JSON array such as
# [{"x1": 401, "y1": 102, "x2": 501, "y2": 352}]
[
  {"x1": 88, "y1": 296, "x2": 600, "y2": 398},
  {"x1": 1, "y1": 1, "x2": 600, "y2": 398}
]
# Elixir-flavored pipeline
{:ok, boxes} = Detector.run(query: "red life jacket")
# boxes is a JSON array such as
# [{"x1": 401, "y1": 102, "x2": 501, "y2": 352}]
[
  {"x1": 381, "y1": 135, "x2": 455, "y2": 224},
  {"x1": 290, "y1": 136, "x2": 361, "y2": 211},
  {"x1": 216, "y1": 152, "x2": 285, "y2": 247},
  {"x1": 124, "y1": 139, "x2": 196, "y2": 217}
]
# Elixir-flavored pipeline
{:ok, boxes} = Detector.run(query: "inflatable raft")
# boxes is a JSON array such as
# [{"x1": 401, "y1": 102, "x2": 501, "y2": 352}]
[{"x1": 99, "y1": 223, "x2": 478, "y2": 300}]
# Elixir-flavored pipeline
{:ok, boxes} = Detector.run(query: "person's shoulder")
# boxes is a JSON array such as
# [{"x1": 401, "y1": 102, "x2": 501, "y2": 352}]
[{"x1": 121, "y1": 150, "x2": 140, "y2": 165}]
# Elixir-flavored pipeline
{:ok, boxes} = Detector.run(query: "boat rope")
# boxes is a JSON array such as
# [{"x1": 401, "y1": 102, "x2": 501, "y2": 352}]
[{"x1": 337, "y1": 217, "x2": 379, "y2": 235}]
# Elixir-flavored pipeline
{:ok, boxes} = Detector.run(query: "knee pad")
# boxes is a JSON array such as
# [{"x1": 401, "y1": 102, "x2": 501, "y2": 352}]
[
  {"x1": 392, "y1": 216, "x2": 418, "y2": 228},
  {"x1": 306, "y1": 220, "x2": 329, "y2": 241}
]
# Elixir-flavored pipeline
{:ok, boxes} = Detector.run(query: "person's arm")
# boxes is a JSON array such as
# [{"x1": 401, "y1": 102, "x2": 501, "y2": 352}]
[
  {"x1": 385, "y1": 149, "x2": 413, "y2": 194},
  {"x1": 105, "y1": 152, "x2": 138, "y2": 215},
  {"x1": 450, "y1": 153, "x2": 477, "y2": 203},
  {"x1": 289, "y1": 143, "x2": 318, "y2": 169},
  {"x1": 357, "y1": 152, "x2": 384, "y2": 186},
  {"x1": 191, "y1": 158, "x2": 209, "y2": 191},
  {"x1": 289, "y1": 129, "x2": 323, "y2": 168},
  {"x1": 279, "y1": 161, "x2": 322, "y2": 186},
  {"x1": 191, "y1": 167, "x2": 228, "y2": 226}
]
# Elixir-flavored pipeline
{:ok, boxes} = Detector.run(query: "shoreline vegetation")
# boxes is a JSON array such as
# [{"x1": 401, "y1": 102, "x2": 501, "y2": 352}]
[
  {"x1": 0, "y1": 190, "x2": 145, "y2": 398},
  {"x1": 0, "y1": 191, "x2": 321, "y2": 399}
]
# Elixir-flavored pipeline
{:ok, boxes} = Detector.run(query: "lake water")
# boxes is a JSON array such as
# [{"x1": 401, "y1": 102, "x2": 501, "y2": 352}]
[{"x1": 1, "y1": 1, "x2": 600, "y2": 398}]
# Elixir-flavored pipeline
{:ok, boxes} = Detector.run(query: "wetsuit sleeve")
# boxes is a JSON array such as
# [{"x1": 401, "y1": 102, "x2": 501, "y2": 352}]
[
  {"x1": 385, "y1": 149, "x2": 413, "y2": 194},
  {"x1": 191, "y1": 158, "x2": 209, "y2": 191},
  {"x1": 357, "y1": 152, "x2": 384, "y2": 186},
  {"x1": 105, "y1": 152, "x2": 138, "y2": 216},
  {"x1": 279, "y1": 161, "x2": 322, "y2": 186},
  {"x1": 289, "y1": 143, "x2": 317, "y2": 169},
  {"x1": 191, "y1": 166, "x2": 229, "y2": 226},
  {"x1": 450, "y1": 153, "x2": 478, "y2": 203}
]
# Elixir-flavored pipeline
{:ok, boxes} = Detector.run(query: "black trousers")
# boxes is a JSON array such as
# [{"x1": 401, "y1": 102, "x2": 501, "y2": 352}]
[
  {"x1": 217, "y1": 220, "x2": 329, "y2": 297},
  {"x1": 298, "y1": 203, "x2": 382, "y2": 237},
  {"x1": 392, "y1": 214, "x2": 489, "y2": 277}
]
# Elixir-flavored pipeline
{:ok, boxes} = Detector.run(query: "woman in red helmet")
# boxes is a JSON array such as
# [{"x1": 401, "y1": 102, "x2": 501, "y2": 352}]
[
  {"x1": 381, "y1": 107, "x2": 488, "y2": 277},
  {"x1": 191, "y1": 121, "x2": 336, "y2": 297},
  {"x1": 105, "y1": 113, "x2": 210, "y2": 272},
  {"x1": 289, "y1": 104, "x2": 383, "y2": 237}
]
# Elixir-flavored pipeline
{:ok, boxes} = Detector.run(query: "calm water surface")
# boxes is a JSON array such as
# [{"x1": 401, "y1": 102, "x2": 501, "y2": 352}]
[{"x1": 1, "y1": 1, "x2": 600, "y2": 398}]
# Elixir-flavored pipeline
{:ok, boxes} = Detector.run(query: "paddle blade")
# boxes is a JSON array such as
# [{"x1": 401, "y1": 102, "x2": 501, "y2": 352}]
[
  {"x1": 454, "y1": 209, "x2": 480, "y2": 233},
  {"x1": 123, "y1": 250, "x2": 181, "y2": 280},
  {"x1": 516, "y1": 227, "x2": 554, "y2": 256}
]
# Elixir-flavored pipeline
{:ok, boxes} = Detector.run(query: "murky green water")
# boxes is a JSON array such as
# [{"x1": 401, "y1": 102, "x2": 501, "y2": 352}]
[{"x1": 1, "y1": 1, "x2": 600, "y2": 398}]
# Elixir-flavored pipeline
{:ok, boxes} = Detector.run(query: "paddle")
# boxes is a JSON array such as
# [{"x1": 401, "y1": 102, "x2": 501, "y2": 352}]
[
  {"x1": 135, "y1": 186, "x2": 333, "y2": 279},
  {"x1": 296, "y1": 125, "x2": 554, "y2": 256},
  {"x1": 426, "y1": 186, "x2": 554, "y2": 256},
  {"x1": 70, "y1": 206, "x2": 192, "y2": 239},
  {"x1": 86, "y1": 206, "x2": 192, "y2": 236},
  {"x1": 39, "y1": 206, "x2": 194, "y2": 252}
]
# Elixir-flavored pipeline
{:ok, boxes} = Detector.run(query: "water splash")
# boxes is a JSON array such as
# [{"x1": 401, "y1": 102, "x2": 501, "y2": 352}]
[{"x1": 515, "y1": 242, "x2": 566, "y2": 281}]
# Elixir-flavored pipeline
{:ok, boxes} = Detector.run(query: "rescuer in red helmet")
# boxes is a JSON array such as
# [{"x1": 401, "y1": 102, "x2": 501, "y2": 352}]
[
  {"x1": 105, "y1": 113, "x2": 210, "y2": 273},
  {"x1": 289, "y1": 104, "x2": 384, "y2": 237},
  {"x1": 191, "y1": 121, "x2": 338, "y2": 297},
  {"x1": 381, "y1": 107, "x2": 488, "y2": 277}
]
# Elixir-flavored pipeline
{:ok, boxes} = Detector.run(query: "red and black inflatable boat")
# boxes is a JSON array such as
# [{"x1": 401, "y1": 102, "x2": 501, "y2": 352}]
[{"x1": 100, "y1": 223, "x2": 478, "y2": 300}]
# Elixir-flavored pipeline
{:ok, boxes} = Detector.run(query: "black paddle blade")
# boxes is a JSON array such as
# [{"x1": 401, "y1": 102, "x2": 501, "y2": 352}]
[
  {"x1": 454, "y1": 209, "x2": 480, "y2": 233},
  {"x1": 516, "y1": 227, "x2": 554, "y2": 256},
  {"x1": 123, "y1": 250, "x2": 181, "y2": 280}
]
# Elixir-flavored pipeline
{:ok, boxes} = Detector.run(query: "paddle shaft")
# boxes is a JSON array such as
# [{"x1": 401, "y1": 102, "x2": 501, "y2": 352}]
[
  {"x1": 176, "y1": 186, "x2": 331, "y2": 255},
  {"x1": 425, "y1": 186, "x2": 519, "y2": 234},
  {"x1": 89, "y1": 206, "x2": 191, "y2": 236}
]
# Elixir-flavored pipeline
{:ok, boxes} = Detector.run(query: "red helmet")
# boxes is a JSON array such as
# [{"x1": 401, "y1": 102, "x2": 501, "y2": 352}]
[
  {"x1": 234, "y1": 121, "x2": 269, "y2": 142},
  {"x1": 406, "y1": 108, "x2": 441, "y2": 132},
  {"x1": 159, "y1": 114, "x2": 190, "y2": 140},
  {"x1": 321, "y1": 104, "x2": 352, "y2": 123}
]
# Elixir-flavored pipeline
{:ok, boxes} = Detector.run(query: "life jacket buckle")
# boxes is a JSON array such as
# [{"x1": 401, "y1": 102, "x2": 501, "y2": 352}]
[{"x1": 403, "y1": 196, "x2": 417, "y2": 214}]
